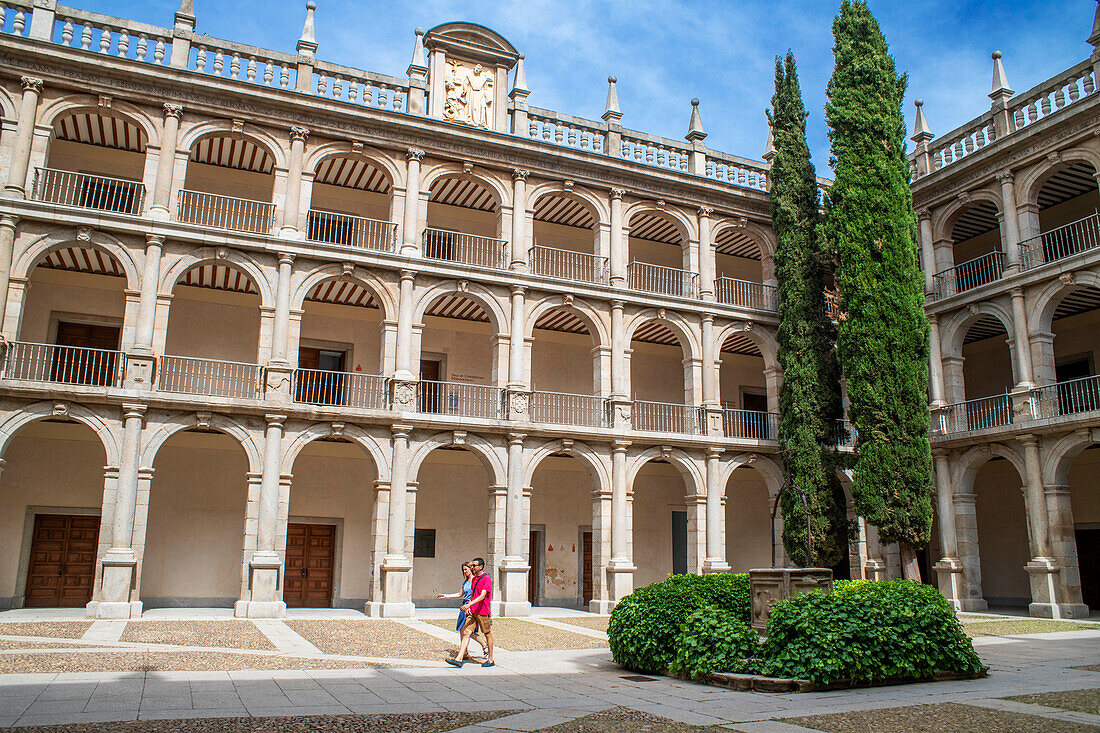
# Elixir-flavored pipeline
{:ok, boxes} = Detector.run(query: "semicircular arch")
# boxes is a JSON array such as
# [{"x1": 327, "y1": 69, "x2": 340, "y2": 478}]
[
  {"x1": 0, "y1": 402, "x2": 120, "y2": 467},
  {"x1": 304, "y1": 143, "x2": 403, "y2": 190},
  {"x1": 139, "y1": 413, "x2": 262, "y2": 474},
  {"x1": 407, "y1": 433, "x2": 507, "y2": 488},
  {"x1": 413, "y1": 281, "x2": 509, "y2": 334},
  {"x1": 525, "y1": 295, "x2": 609, "y2": 346},
  {"x1": 178, "y1": 121, "x2": 288, "y2": 172},
  {"x1": 160, "y1": 248, "x2": 275, "y2": 308},
  {"x1": 281, "y1": 422, "x2": 391, "y2": 482},
  {"x1": 523, "y1": 439, "x2": 609, "y2": 490},
  {"x1": 13, "y1": 229, "x2": 142, "y2": 290},
  {"x1": 626, "y1": 447, "x2": 704, "y2": 497},
  {"x1": 292, "y1": 264, "x2": 398, "y2": 322}
]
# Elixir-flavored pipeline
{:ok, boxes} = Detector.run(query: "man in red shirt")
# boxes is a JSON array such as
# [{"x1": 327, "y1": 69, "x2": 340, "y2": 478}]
[{"x1": 446, "y1": 556, "x2": 495, "y2": 667}]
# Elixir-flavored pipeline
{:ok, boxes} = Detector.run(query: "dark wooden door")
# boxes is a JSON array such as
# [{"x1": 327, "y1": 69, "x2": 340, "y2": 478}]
[
  {"x1": 528, "y1": 530, "x2": 541, "y2": 606},
  {"x1": 52, "y1": 321, "x2": 120, "y2": 386},
  {"x1": 295, "y1": 348, "x2": 345, "y2": 405},
  {"x1": 1077, "y1": 528, "x2": 1100, "y2": 610},
  {"x1": 284, "y1": 523, "x2": 336, "y2": 607},
  {"x1": 25, "y1": 514, "x2": 99, "y2": 607},
  {"x1": 419, "y1": 359, "x2": 442, "y2": 413},
  {"x1": 581, "y1": 531, "x2": 593, "y2": 606}
]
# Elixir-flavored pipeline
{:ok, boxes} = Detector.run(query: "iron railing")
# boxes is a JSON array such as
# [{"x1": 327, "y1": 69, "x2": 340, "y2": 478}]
[
  {"x1": 931, "y1": 251, "x2": 1006, "y2": 300},
  {"x1": 714, "y1": 277, "x2": 778, "y2": 312},
  {"x1": 416, "y1": 379, "x2": 504, "y2": 419},
  {"x1": 836, "y1": 419, "x2": 855, "y2": 448},
  {"x1": 157, "y1": 355, "x2": 264, "y2": 399},
  {"x1": 1030, "y1": 374, "x2": 1100, "y2": 420},
  {"x1": 628, "y1": 261, "x2": 698, "y2": 298},
  {"x1": 528, "y1": 245, "x2": 608, "y2": 284},
  {"x1": 1019, "y1": 212, "x2": 1100, "y2": 270},
  {"x1": 292, "y1": 369, "x2": 389, "y2": 410},
  {"x1": 176, "y1": 189, "x2": 275, "y2": 234},
  {"x1": 305, "y1": 210, "x2": 397, "y2": 252},
  {"x1": 632, "y1": 400, "x2": 705, "y2": 434},
  {"x1": 423, "y1": 227, "x2": 508, "y2": 269},
  {"x1": 0, "y1": 341, "x2": 123, "y2": 387},
  {"x1": 31, "y1": 168, "x2": 145, "y2": 214},
  {"x1": 722, "y1": 408, "x2": 778, "y2": 441},
  {"x1": 937, "y1": 393, "x2": 1013, "y2": 434},
  {"x1": 529, "y1": 390, "x2": 611, "y2": 427}
]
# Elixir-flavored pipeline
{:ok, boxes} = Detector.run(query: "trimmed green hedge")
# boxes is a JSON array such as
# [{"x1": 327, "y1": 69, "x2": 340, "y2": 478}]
[
  {"x1": 668, "y1": 606, "x2": 759, "y2": 680},
  {"x1": 608, "y1": 573, "x2": 750, "y2": 673},
  {"x1": 758, "y1": 580, "x2": 983, "y2": 685}
]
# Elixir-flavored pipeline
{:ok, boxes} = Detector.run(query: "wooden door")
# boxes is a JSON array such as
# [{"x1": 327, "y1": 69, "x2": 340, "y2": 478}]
[
  {"x1": 53, "y1": 321, "x2": 120, "y2": 386},
  {"x1": 581, "y1": 531, "x2": 593, "y2": 606},
  {"x1": 296, "y1": 348, "x2": 346, "y2": 405},
  {"x1": 419, "y1": 359, "x2": 442, "y2": 413},
  {"x1": 284, "y1": 523, "x2": 336, "y2": 607},
  {"x1": 1077, "y1": 528, "x2": 1100, "y2": 610},
  {"x1": 528, "y1": 530, "x2": 541, "y2": 606},
  {"x1": 25, "y1": 514, "x2": 99, "y2": 607}
]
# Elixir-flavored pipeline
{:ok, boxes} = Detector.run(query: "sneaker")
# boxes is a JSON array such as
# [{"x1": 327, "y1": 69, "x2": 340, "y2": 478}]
[
  {"x1": 482, "y1": 660, "x2": 495, "y2": 667},
  {"x1": 445, "y1": 658, "x2": 463, "y2": 667}
]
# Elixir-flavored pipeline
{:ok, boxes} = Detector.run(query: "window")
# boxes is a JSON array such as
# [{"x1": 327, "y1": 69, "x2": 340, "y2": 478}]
[{"x1": 413, "y1": 528, "x2": 436, "y2": 558}]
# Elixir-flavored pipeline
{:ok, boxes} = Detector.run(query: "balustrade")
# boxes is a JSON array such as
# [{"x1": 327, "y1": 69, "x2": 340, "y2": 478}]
[
  {"x1": 937, "y1": 393, "x2": 1012, "y2": 434},
  {"x1": 311, "y1": 62, "x2": 407, "y2": 113},
  {"x1": 416, "y1": 380, "x2": 504, "y2": 419},
  {"x1": 529, "y1": 391, "x2": 610, "y2": 428},
  {"x1": 714, "y1": 277, "x2": 777, "y2": 311},
  {"x1": 189, "y1": 43, "x2": 295, "y2": 89},
  {"x1": 0, "y1": 4, "x2": 30, "y2": 37},
  {"x1": 619, "y1": 134, "x2": 690, "y2": 172},
  {"x1": 704, "y1": 154, "x2": 770, "y2": 192},
  {"x1": 931, "y1": 251, "x2": 1005, "y2": 300},
  {"x1": 529, "y1": 245, "x2": 608, "y2": 284},
  {"x1": 423, "y1": 228, "x2": 508, "y2": 270},
  {"x1": 157, "y1": 355, "x2": 264, "y2": 399},
  {"x1": 306, "y1": 211, "x2": 397, "y2": 252},
  {"x1": 525, "y1": 110, "x2": 604, "y2": 152},
  {"x1": 722, "y1": 408, "x2": 778, "y2": 441},
  {"x1": 177, "y1": 190, "x2": 275, "y2": 234},
  {"x1": 0, "y1": 341, "x2": 123, "y2": 387},
  {"x1": 836, "y1": 419, "x2": 854, "y2": 448},
  {"x1": 292, "y1": 369, "x2": 389, "y2": 409},
  {"x1": 1019, "y1": 212, "x2": 1100, "y2": 270},
  {"x1": 632, "y1": 400, "x2": 705, "y2": 435},
  {"x1": 52, "y1": 11, "x2": 168, "y2": 65},
  {"x1": 1030, "y1": 374, "x2": 1100, "y2": 420},
  {"x1": 629, "y1": 261, "x2": 697, "y2": 298},
  {"x1": 1011, "y1": 59, "x2": 1097, "y2": 133},
  {"x1": 32, "y1": 168, "x2": 145, "y2": 215}
]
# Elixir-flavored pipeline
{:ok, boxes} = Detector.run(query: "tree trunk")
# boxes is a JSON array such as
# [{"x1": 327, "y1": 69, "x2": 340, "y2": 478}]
[{"x1": 899, "y1": 543, "x2": 922, "y2": 581}]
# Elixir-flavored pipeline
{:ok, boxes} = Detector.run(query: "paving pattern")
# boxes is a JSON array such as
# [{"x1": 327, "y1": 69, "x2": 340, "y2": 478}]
[{"x1": 119, "y1": 621, "x2": 277, "y2": 651}]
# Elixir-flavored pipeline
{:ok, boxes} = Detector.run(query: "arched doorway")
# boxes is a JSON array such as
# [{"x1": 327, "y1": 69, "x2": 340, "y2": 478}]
[
  {"x1": 632, "y1": 457, "x2": 694, "y2": 585},
  {"x1": 972, "y1": 456, "x2": 1030, "y2": 608},
  {"x1": 724, "y1": 465, "x2": 774, "y2": 571},
  {"x1": 529, "y1": 453, "x2": 600, "y2": 608},
  {"x1": 306, "y1": 154, "x2": 396, "y2": 251},
  {"x1": 180, "y1": 133, "x2": 277, "y2": 234}
]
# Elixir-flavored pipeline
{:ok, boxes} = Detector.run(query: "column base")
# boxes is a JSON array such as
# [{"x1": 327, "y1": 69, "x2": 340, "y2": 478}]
[
  {"x1": 958, "y1": 598, "x2": 989, "y2": 613},
  {"x1": 864, "y1": 559, "x2": 887, "y2": 581},
  {"x1": 607, "y1": 560, "x2": 635, "y2": 603},
  {"x1": 85, "y1": 600, "x2": 142, "y2": 619},
  {"x1": 364, "y1": 601, "x2": 415, "y2": 618},
  {"x1": 99, "y1": 548, "x2": 137, "y2": 608},
  {"x1": 233, "y1": 600, "x2": 287, "y2": 619},
  {"x1": 378, "y1": 556, "x2": 413, "y2": 617},
  {"x1": 702, "y1": 560, "x2": 731, "y2": 575},
  {"x1": 497, "y1": 560, "x2": 531, "y2": 616},
  {"x1": 240, "y1": 551, "x2": 285, "y2": 618},
  {"x1": 588, "y1": 599, "x2": 617, "y2": 614},
  {"x1": 933, "y1": 557, "x2": 964, "y2": 610}
]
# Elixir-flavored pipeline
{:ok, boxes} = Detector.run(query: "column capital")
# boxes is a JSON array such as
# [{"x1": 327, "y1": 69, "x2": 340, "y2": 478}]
[
  {"x1": 697, "y1": 206, "x2": 714, "y2": 218},
  {"x1": 512, "y1": 168, "x2": 529, "y2": 182},
  {"x1": 706, "y1": 446, "x2": 724, "y2": 459},
  {"x1": 137, "y1": 466, "x2": 156, "y2": 480},
  {"x1": 406, "y1": 147, "x2": 425, "y2": 162},
  {"x1": 145, "y1": 234, "x2": 165, "y2": 248},
  {"x1": 391, "y1": 422, "x2": 414, "y2": 439},
  {"x1": 1010, "y1": 285, "x2": 1025, "y2": 298},
  {"x1": 610, "y1": 298, "x2": 625, "y2": 310},
  {"x1": 508, "y1": 432, "x2": 526, "y2": 445},
  {"x1": 610, "y1": 188, "x2": 625, "y2": 200},
  {"x1": 928, "y1": 312, "x2": 939, "y2": 325},
  {"x1": 916, "y1": 208, "x2": 932, "y2": 221},
  {"x1": 289, "y1": 126, "x2": 310, "y2": 142},
  {"x1": 121, "y1": 403, "x2": 148, "y2": 420},
  {"x1": 1044, "y1": 483, "x2": 1070, "y2": 496},
  {"x1": 932, "y1": 447, "x2": 950, "y2": 460},
  {"x1": 0, "y1": 214, "x2": 19, "y2": 229},
  {"x1": 19, "y1": 77, "x2": 43, "y2": 94},
  {"x1": 612, "y1": 439, "x2": 631, "y2": 453},
  {"x1": 399, "y1": 269, "x2": 416, "y2": 283},
  {"x1": 510, "y1": 284, "x2": 526, "y2": 297},
  {"x1": 996, "y1": 169, "x2": 1015, "y2": 183},
  {"x1": 265, "y1": 414, "x2": 287, "y2": 428},
  {"x1": 162, "y1": 103, "x2": 183, "y2": 119},
  {"x1": 701, "y1": 311, "x2": 715, "y2": 325},
  {"x1": 1018, "y1": 433, "x2": 1040, "y2": 448},
  {"x1": 277, "y1": 252, "x2": 296, "y2": 266}
]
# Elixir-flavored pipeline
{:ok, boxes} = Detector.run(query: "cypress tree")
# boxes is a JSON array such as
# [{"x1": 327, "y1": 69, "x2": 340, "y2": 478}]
[
  {"x1": 769, "y1": 52, "x2": 848, "y2": 568},
  {"x1": 824, "y1": 0, "x2": 932, "y2": 579}
]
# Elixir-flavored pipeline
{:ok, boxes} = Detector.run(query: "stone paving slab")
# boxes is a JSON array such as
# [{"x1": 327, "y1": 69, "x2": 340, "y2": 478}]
[
  {"x1": 425, "y1": 619, "x2": 607, "y2": 652},
  {"x1": 119, "y1": 620, "x2": 277, "y2": 651},
  {"x1": 0, "y1": 623, "x2": 92, "y2": 639},
  {"x1": 287, "y1": 619, "x2": 455, "y2": 660}
]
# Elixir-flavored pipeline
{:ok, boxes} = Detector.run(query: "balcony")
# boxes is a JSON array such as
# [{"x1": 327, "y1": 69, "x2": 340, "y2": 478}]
[
  {"x1": 1019, "y1": 213, "x2": 1100, "y2": 270},
  {"x1": 292, "y1": 369, "x2": 389, "y2": 410},
  {"x1": 937, "y1": 393, "x2": 1012, "y2": 434},
  {"x1": 423, "y1": 228, "x2": 508, "y2": 270},
  {"x1": 306, "y1": 211, "x2": 397, "y2": 252},
  {"x1": 931, "y1": 251, "x2": 1006, "y2": 301},
  {"x1": 0, "y1": 341, "x2": 123, "y2": 388},
  {"x1": 416, "y1": 379, "x2": 504, "y2": 419},
  {"x1": 176, "y1": 190, "x2": 275, "y2": 235},
  {"x1": 714, "y1": 277, "x2": 777, "y2": 312},
  {"x1": 31, "y1": 168, "x2": 145, "y2": 215},
  {"x1": 632, "y1": 400, "x2": 705, "y2": 434},
  {"x1": 529, "y1": 390, "x2": 611, "y2": 428},
  {"x1": 156, "y1": 355, "x2": 264, "y2": 400},
  {"x1": 837, "y1": 418, "x2": 855, "y2": 448},
  {"x1": 1030, "y1": 374, "x2": 1100, "y2": 420},
  {"x1": 722, "y1": 408, "x2": 778, "y2": 441},
  {"x1": 528, "y1": 245, "x2": 608, "y2": 284},
  {"x1": 628, "y1": 261, "x2": 698, "y2": 299}
]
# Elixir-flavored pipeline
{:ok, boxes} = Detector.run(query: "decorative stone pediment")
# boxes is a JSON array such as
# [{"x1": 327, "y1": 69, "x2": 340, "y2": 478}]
[
  {"x1": 424, "y1": 22, "x2": 518, "y2": 132},
  {"x1": 423, "y1": 22, "x2": 520, "y2": 66}
]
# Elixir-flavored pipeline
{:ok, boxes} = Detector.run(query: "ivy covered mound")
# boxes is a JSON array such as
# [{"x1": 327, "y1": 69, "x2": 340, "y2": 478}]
[{"x1": 608, "y1": 577, "x2": 984, "y2": 688}]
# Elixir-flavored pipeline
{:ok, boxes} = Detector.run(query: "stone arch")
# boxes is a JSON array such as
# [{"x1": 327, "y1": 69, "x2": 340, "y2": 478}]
[
  {"x1": 1020, "y1": 147, "x2": 1100, "y2": 209},
  {"x1": 291, "y1": 263, "x2": 398, "y2": 322},
  {"x1": 303, "y1": 142, "x2": 403, "y2": 190},
  {"x1": 408, "y1": 432, "x2": 507, "y2": 488},
  {"x1": 712, "y1": 320, "x2": 779, "y2": 372},
  {"x1": 0, "y1": 402, "x2": 120, "y2": 467},
  {"x1": 280, "y1": 422, "x2": 391, "y2": 482},
  {"x1": 522, "y1": 439, "x2": 609, "y2": 490},
  {"x1": 626, "y1": 447, "x2": 704, "y2": 497},
  {"x1": 623, "y1": 202, "x2": 696, "y2": 243},
  {"x1": 719, "y1": 453, "x2": 783, "y2": 496},
  {"x1": 953, "y1": 442, "x2": 1027, "y2": 495},
  {"x1": 526, "y1": 182, "x2": 609, "y2": 224},
  {"x1": 940, "y1": 300, "x2": 1016, "y2": 357},
  {"x1": 139, "y1": 413, "x2": 262, "y2": 474},
  {"x1": 0, "y1": 84, "x2": 15, "y2": 121},
  {"x1": 711, "y1": 219, "x2": 775, "y2": 259},
  {"x1": 159, "y1": 248, "x2": 275, "y2": 307},
  {"x1": 932, "y1": 189, "x2": 1003, "y2": 243},
  {"x1": 420, "y1": 161, "x2": 510, "y2": 211},
  {"x1": 624, "y1": 308, "x2": 700, "y2": 360},
  {"x1": 13, "y1": 229, "x2": 141, "y2": 290},
  {"x1": 1044, "y1": 430, "x2": 1097, "y2": 487},
  {"x1": 38, "y1": 95, "x2": 159, "y2": 150},
  {"x1": 1029, "y1": 268, "x2": 1100, "y2": 334},
  {"x1": 177, "y1": 120, "x2": 288, "y2": 172},
  {"x1": 412, "y1": 281, "x2": 509, "y2": 334},
  {"x1": 525, "y1": 294, "x2": 609, "y2": 346}
]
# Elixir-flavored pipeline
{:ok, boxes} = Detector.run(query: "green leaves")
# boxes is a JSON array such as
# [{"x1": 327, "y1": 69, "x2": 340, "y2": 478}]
[{"x1": 669, "y1": 606, "x2": 760, "y2": 680}]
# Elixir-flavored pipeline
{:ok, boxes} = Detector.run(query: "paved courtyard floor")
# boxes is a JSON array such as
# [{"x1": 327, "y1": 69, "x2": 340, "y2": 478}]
[{"x1": 0, "y1": 608, "x2": 1097, "y2": 730}]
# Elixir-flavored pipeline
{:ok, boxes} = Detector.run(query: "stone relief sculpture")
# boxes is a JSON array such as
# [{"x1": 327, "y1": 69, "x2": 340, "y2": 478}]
[{"x1": 443, "y1": 59, "x2": 494, "y2": 129}]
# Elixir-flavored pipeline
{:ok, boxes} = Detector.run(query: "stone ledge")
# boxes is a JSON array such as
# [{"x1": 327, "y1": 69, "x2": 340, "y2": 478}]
[{"x1": 705, "y1": 666, "x2": 989, "y2": 693}]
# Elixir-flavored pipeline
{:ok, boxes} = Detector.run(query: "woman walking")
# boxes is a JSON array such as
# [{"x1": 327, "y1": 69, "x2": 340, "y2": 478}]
[{"x1": 438, "y1": 562, "x2": 486, "y2": 660}]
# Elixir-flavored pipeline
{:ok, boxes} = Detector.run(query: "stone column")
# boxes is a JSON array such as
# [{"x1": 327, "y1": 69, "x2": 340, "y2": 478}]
[
  {"x1": 510, "y1": 169, "x2": 528, "y2": 270},
  {"x1": 4, "y1": 77, "x2": 43, "y2": 198},
  {"x1": 265, "y1": 254, "x2": 295, "y2": 400},
  {"x1": 149, "y1": 104, "x2": 182, "y2": 219},
  {"x1": 124, "y1": 235, "x2": 165, "y2": 389},
  {"x1": 508, "y1": 286, "x2": 526, "y2": 388},
  {"x1": 1019, "y1": 434, "x2": 1062, "y2": 618},
  {"x1": 931, "y1": 450, "x2": 963, "y2": 609},
  {"x1": 998, "y1": 171, "x2": 1022, "y2": 271},
  {"x1": 0, "y1": 214, "x2": 19, "y2": 334},
  {"x1": 701, "y1": 313, "x2": 722, "y2": 434},
  {"x1": 1010, "y1": 287, "x2": 1035, "y2": 388},
  {"x1": 238, "y1": 414, "x2": 287, "y2": 619},
  {"x1": 697, "y1": 207, "x2": 715, "y2": 300},
  {"x1": 703, "y1": 448, "x2": 730, "y2": 573},
  {"x1": 928, "y1": 314, "x2": 947, "y2": 407},
  {"x1": 1045, "y1": 483, "x2": 1090, "y2": 617},
  {"x1": 401, "y1": 149, "x2": 424, "y2": 256},
  {"x1": 952, "y1": 490, "x2": 987, "y2": 611},
  {"x1": 279, "y1": 126, "x2": 309, "y2": 236},
  {"x1": 607, "y1": 441, "x2": 635, "y2": 605},
  {"x1": 609, "y1": 189, "x2": 625, "y2": 287},
  {"x1": 393, "y1": 270, "x2": 417, "y2": 383},
  {"x1": 499, "y1": 433, "x2": 531, "y2": 616},
  {"x1": 378, "y1": 424, "x2": 414, "y2": 617},
  {"x1": 917, "y1": 209, "x2": 935, "y2": 295},
  {"x1": 94, "y1": 403, "x2": 145, "y2": 619}
]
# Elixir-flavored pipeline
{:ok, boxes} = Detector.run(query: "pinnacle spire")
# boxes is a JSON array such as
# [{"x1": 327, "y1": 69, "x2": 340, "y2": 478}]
[
  {"x1": 407, "y1": 27, "x2": 427, "y2": 75},
  {"x1": 910, "y1": 98, "x2": 933, "y2": 142},
  {"x1": 1089, "y1": 0, "x2": 1100, "y2": 49},
  {"x1": 762, "y1": 123, "x2": 775, "y2": 163},
  {"x1": 297, "y1": 2, "x2": 318, "y2": 57},
  {"x1": 989, "y1": 50, "x2": 1013, "y2": 100},
  {"x1": 512, "y1": 53, "x2": 529, "y2": 94},
  {"x1": 686, "y1": 98, "x2": 706, "y2": 142},
  {"x1": 602, "y1": 76, "x2": 622, "y2": 123}
]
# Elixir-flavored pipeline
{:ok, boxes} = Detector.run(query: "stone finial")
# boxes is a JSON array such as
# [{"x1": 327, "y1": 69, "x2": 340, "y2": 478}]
[
  {"x1": 407, "y1": 27, "x2": 427, "y2": 75},
  {"x1": 296, "y1": 1, "x2": 318, "y2": 57},
  {"x1": 602, "y1": 75, "x2": 622, "y2": 123},
  {"x1": 511, "y1": 53, "x2": 529, "y2": 94},
  {"x1": 989, "y1": 50, "x2": 1013, "y2": 101},
  {"x1": 762, "y1": 123, "x2": 775, "y2": 163},
  {"x1": 911, "y1": 99, "x2": 933, "y2": 143},
  {"x1": 1089, "y1": 0, "x2": 1100, "y2": 49},
  {"x1": 685, "y1": 98, "x2": 706, "y2": 142},
  {"x1": 176, "y1": 0, "x2": 195, "y2": 20}
]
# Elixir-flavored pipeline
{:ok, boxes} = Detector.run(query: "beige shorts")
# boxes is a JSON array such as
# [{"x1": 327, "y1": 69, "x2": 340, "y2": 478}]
[{"x1": 462, "y1": 612, "x2": 492, "y2": 634}]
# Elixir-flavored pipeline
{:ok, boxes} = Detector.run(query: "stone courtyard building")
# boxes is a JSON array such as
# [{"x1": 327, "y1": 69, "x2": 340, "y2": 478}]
[{"x1": 0, "y1": 0, "x2": 1094, "y2": 621}]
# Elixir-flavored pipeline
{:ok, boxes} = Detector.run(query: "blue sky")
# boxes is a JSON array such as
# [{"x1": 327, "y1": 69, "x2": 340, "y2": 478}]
[{"x1": 74, "y1": 0, "x2": 1095, "y2": 170}]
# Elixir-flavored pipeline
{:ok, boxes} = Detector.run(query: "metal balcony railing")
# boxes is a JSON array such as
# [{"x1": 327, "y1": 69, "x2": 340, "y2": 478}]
[
  {"x1": 0, "y1": 341, "x2": 123, "y2": 387},
  {"x1": 528, "y1": 245, "x2": 609, "y2": 284},
  {"x1": 423, "y1": 228, "x2": 508, "y2": 269},
  {"x1": 836, "y1": 419, "x2": 855, "y2": 448},
  {"x1": 937, "y1": 393, "x2": 1013, "y2": 434},
  {"x1": 176, "y1": 189, "x2": 275, "y2": 234},
  {"x1": 529, "y1": 390, "x2": 611, "y2": 427},
  {"x1": 1019, "y1": 212, "x2": 1100, "y2": 270},
  {"x1": 1030, "y1": 374, "x2": 1100, "y2": 420},
  {"x1": 31, "y1": 168, "x2": 145, "y2": 215},
  {"x1": 632, "y1": 400, "x2": 705, "y2": 434},
  {"x1": 306, "y1": 211, "x2": 397, "y2": 252},
  {"x1": 628, "y1": 261, "x2": 698, "y2": 298},
  {"x1": 714, "y1": 277, "x2": 778, "y2": 312},
  {"x1": 416, "y1": 379, "x2": 504, "y2": 419},
  {"x1": 157, "y1": 355, "x2": 264, "y2": 399},
  {"x1": 292, "y1": 369, "x2": 389, "y2": 410},
  {"x1": 722, "y1": 408, "x2": 778, "y2": 441},
  {"x1": 931, "y1": 251, "x2": 1006, "y2": 300}
]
